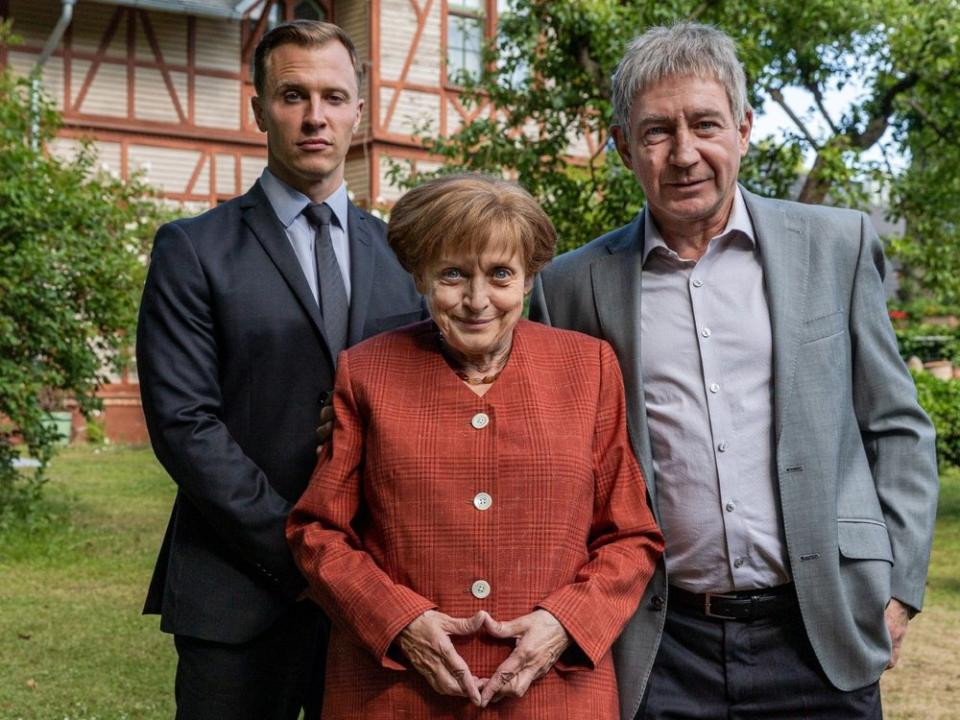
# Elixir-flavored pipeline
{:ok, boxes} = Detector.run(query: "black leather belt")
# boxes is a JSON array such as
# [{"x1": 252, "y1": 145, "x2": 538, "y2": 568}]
[{"x1": 668, "y1": 583, "x2": 797, "y2": 621}]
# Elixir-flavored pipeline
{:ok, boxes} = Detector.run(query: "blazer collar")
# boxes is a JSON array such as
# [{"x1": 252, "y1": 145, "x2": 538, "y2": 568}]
[
  {"x1": 594, "y1": 213, "x2": 656, "y2": 504},
  {"x1": 240, "y1": 182, "x2": 333, "y2": 362},
  {"x1": 740, "y1": 186, "x2": 811, "y2": 441},
  {"x1": 346, "y1": 203, "x2": 375, "y2": 346}
]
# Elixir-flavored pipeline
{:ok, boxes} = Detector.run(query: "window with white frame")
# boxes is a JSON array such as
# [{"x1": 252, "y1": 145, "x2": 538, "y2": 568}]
[{"x1": 446, "y1": 0, "x2": 485, "y2": 84}]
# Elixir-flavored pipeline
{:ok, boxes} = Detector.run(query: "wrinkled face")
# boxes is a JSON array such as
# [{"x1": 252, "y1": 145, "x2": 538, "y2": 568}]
[
  {"x1": 418, "y1": 243, "x2": 532, "y2": 361},
  {"x1": 252, "y1": 42, "x2": 363, "y2": 201},
  {"x1": 613, "y1": 74, "x2": 751, "y2": 235}
]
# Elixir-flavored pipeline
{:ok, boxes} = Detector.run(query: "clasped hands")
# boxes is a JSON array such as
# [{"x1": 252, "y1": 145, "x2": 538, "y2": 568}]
[{"x1": 397, "y1": 608, "x2": 570, "y2": 708}]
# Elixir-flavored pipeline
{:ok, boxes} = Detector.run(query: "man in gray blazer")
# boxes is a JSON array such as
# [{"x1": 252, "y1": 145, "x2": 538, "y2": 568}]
[{"x1": 531, "y1": 22, "x2": 938, "y2": 720}]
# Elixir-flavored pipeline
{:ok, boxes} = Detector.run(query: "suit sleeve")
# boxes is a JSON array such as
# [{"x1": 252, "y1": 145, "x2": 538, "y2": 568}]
[
  {"x1": 849, "y1": 214, "x2": 939, "y2": 612},
  {"x1": 537, "y1": 341, "x2": 663, "y2": 669},
  {"x1": 137, "y1": 222, "x2": 305, "y2": 598},
  {"x1": 528, "y1": 273, "x2": 553, "y2": 326},
  {"x1": 286, "y1": 351, "x2": 437, "y2": 669}
]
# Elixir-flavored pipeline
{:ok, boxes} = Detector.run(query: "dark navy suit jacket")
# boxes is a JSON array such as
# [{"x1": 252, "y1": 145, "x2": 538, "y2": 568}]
[{"x1": 137, "y1": 181, "x2": 424, "y2": 643}]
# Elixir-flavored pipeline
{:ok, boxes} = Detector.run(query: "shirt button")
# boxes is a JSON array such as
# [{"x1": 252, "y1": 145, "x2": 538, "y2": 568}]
[
  {"x1": 709, "y1": 383, "x2": 720, "y2": 393},
  {"x1": 471, "y1": 580, "x2": 491, "y2": 599},
  {"x1": 733, "y1": 558, "x2": 745, "y2": 569},
  {"x1": 701, "y1": 327, "x2": 712, "y2": 338},
  {"x1": 471, "y1": 413, "x2": 489, "y2": 430},
  {"x1": 473, "y1": 492, "x2": 492, "y2": 511},
  {"x1": 718, "y1": 440, "x2": 728, "y2": 452},
  {"x1": 725, "y1": 501, "x2": 736, "y2": 512},
  {"x1": 692, "y1": 278, "x2": 704, "y2": 288}
]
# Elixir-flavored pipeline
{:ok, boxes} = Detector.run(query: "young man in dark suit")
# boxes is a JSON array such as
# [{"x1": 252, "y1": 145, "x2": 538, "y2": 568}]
[{"x1": 137, "y1": 20, "x2": 424, "y2": 719}]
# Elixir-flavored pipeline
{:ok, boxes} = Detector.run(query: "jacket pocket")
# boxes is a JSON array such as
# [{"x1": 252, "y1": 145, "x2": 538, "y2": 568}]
[
  {"x1": 800, "y1": 308, "x2": 846, "y2": 344},
  {"x1": 837, "y1": 519, "x2": 893, "y2": 562}
]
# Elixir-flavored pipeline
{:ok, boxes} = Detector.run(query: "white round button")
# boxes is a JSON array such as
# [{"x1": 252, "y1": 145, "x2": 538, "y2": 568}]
[
  {"x1": 717, "y1": 440, "x2": 728, "y2": 452},
  {"x1": 471, "y1": 413, "x2": 490, "y2": 429},
  {"x1": 701, "y1": 327, "x2": 712, "y2": 338},
  {"x1": 733, "y1": 557, "x2": 744, "y2": 569},
  {"x1": 473, "y1": 492, "x2": 492, "y2": 511},
  {"x1": 725, "y1": 502, "x2": 736, "y2": 512},
  {"x1": 471, "y1": 579, "x2": 491, "y2": 599},
  {"x1": 709, "y1": 383, "x2": 720, "y2": 393},
  {"x1": 692, "y1": 278, "x2": 704, "y2": 288}
]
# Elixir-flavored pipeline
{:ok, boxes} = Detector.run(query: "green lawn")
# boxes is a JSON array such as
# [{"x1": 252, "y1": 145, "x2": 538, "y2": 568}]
[
  {"x1": 0, "y1": 447, "x2": 957, "y2": 718},
  {"x1": 0, "y1": 446, "x2": 176, "y2": 719},
  {"x1": 926, "y1": 464, "x2": 960, "y2": 610}
]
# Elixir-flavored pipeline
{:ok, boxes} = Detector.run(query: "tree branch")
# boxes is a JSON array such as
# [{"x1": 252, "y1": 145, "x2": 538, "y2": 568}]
[
  {"x1": 904, "y1": 97, "x2": 953, "y2": 142},
  {"x1": 574, "y1": 42, "x2": 611, "y2": 101},
  {"x1": 847, "y1": 71, "x2": 919, "y2": 149},
  {"x1": 767, "y1": 86, "x2": 820, "y2": 148},
  {"x1": 804, "y1": 80, "x2": 839, "y2": 135}
]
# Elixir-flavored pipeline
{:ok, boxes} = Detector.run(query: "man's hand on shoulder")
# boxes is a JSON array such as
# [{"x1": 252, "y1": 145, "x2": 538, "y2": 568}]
[{"x1": 315, "y1": 392, "x2": 335, "y2": 454}]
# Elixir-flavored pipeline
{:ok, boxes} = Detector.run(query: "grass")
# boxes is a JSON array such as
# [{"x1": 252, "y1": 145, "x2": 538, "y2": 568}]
[
  {"x1": 0, "y1": 446, "x2": 176, "y2": 719},
  {"x1": 0, "y1": 448, "x2": 957, "y2": 718}
]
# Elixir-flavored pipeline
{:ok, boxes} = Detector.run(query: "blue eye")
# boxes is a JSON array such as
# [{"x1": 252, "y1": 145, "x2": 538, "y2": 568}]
[
  {"x1": 440, "y1": 268, "x2": 463, "y2": 280},
  {"x1": 492, "y1": 267, "x2": 512, "y2": 280}
]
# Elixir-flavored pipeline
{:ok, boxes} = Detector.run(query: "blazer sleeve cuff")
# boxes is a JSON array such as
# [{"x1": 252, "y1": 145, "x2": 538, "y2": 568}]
[
  {"x1": 368, "y1": 592, "x2": 438, "y2": 671},
  {"x1": 536, "y1": 593, "x2": 605, "y2": 670}
]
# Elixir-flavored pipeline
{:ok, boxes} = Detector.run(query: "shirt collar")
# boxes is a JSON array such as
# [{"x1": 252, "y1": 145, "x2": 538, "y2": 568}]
[
  {"x1": 642, "y1": 186, "x2": 755, "y2": 265},
  {"x1": 259, "y1": 168, "x2": 350, "y2": 230}
]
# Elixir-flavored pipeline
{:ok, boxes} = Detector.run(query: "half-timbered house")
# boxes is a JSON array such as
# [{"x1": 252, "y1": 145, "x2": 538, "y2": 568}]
[{"x1": 1, "y1": 0, "x2": 531, "y2": 441}]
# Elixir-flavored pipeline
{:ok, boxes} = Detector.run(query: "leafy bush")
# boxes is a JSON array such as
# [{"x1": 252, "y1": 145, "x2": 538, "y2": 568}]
[
  {"x1": 0, "y1": 22, "x2": 169, "y2": 519},
  {"x1": 912, "y1": 371, "x2": 960, "y2": 470},
  {"x1": 896, "y1": 325, "x2": 960, "y2": 364}
]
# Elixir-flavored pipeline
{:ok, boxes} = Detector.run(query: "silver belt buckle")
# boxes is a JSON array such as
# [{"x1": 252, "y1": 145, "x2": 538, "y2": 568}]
[{"x1": 704, "y1": 591, "x2": 738, "y2": 620}]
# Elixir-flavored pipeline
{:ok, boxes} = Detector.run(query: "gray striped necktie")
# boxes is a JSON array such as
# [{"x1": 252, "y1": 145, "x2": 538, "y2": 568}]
[{"x1": 303, "y1": 202, "x2": 348, "y2": 361}]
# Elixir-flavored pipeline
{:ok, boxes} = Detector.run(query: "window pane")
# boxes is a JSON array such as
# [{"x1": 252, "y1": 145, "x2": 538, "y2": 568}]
[
  {"x1": 294, "y1": 1, "x2": 326, "y2": 21},
  {"x1": 447, "y1": 15, "x2": 483, "y2": 83}
]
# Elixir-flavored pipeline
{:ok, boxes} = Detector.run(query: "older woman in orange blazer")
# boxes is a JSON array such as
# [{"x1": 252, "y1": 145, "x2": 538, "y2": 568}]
[{"x1": 287, "y1": 174, "x2": 662, "y2": 719}]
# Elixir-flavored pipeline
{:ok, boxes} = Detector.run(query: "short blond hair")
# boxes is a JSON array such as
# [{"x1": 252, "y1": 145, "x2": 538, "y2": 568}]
[{"x1": 387, "y1": 174, "x2": 556, "y2": 279}]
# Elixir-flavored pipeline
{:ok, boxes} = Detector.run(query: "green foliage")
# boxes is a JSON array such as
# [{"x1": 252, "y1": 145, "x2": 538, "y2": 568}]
[
  {"x1": 0, "y1": 22, "x2": 169, "y2": 518},
  {"x1": 912, "y1": 372, "x2": 960, "y2": 470},
  {"x1": 84, "y1": 415, "x2": 107, "y2": 446},
  {"x1": 896, "y1": 324, "x2": 960, "y2": 365},
  {"x1": 390, "y1": 0, "x2": 959, "y2": 300},
  {"x1": 0, "y1": 446, "x2": 176, "y2": 717}
]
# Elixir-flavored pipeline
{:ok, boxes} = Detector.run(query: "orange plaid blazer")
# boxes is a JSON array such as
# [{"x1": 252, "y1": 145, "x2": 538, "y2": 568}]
[{"x1": 287, "y1": 320, "x2": 663, "y2": 719}]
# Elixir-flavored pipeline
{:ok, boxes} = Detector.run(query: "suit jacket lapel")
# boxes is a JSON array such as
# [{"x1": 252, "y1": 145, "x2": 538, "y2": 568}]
[
  {"x1": 346, "y1": 203, "x2": 374, "y2": 346},
  {"x1": 241, "y1": 182, "x2": 331, "y2": 355},
  {"x1": 742, "y1": 188, "x2": 810, "y2": 442},
  {"x1": 591, "y1": 213, "x2": 657, "y2": 505}
]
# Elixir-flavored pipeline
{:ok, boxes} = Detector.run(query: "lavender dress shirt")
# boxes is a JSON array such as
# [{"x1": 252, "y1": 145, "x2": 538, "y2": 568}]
[{"x1": 640, "y1": 189, "x2": 791, "y2": 593}]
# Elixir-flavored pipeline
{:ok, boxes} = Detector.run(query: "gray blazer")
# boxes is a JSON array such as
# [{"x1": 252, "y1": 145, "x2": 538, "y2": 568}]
[{"x1": 530, "y1": 187, "x2": 938, "y2": 720}]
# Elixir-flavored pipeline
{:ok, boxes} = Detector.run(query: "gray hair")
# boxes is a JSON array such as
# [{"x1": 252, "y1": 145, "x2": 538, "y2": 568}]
[{"x1": 610, "y1": 22, "x2": 749, "y2": 130}]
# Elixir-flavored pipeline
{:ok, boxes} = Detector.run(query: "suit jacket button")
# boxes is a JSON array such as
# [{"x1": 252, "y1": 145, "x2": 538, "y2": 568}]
[{"x1": 651, "y1": 594, "x2": 665, "y2": 611}]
